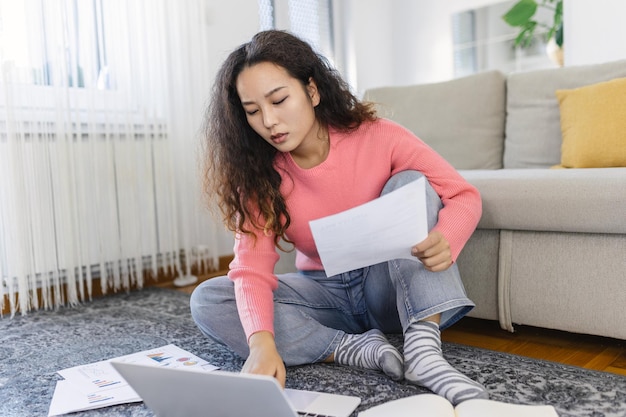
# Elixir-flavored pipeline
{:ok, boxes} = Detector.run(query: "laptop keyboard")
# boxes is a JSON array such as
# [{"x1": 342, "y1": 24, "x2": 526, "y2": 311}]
[{"x1": 297, "y1": 412, "x2": 333, "y2": 417}]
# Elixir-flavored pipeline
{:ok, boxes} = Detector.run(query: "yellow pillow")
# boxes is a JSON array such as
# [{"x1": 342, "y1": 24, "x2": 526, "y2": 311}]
[{"x1": 554, "y1": 77, "x2": 626, "y2": 168}]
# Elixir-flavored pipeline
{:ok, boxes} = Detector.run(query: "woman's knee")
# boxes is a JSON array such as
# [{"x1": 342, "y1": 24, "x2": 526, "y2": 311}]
[
  {"x1": 381, "y1": 171, "x2": 424, "y2": 195},
  {"x1": 189, "y1": 276, "x2": 236, "y2": 329},
  {"x1": 190, "y1": 276, "x2": 232, "y2": 307},
  {"x1": 189, "y1": 276, "x2": 249, "y2": 356},
  {"x1": 382, "y1": 170, "x2": 443, "y2": 228}
]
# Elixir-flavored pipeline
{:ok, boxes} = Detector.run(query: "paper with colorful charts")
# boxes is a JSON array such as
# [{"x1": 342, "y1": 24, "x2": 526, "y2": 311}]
[{"x1": 49, "y1": 344, "x2": 218, "y2": 416}]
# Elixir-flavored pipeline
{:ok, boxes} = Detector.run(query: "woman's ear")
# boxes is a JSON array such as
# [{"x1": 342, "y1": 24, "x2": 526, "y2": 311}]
[{"x1": 307, "y1": 77, "x2": 320, "y2": 107}]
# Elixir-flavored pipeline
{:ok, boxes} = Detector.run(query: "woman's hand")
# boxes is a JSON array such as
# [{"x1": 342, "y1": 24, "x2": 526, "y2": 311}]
[
  {"x1": 411, "y1": 230, "x2": 453, "y2": 272},
  {"x1": 242, "y1": 331, "x2": 286, "y2": 388}
]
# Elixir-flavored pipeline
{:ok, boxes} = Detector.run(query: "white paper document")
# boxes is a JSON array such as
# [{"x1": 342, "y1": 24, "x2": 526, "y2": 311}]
[
  {"x1": 48, "y1": 344, "x2": 219, "y2": 416},
  {"x1": 309, "y1": 177, "x2": 428, "y2": 276}
]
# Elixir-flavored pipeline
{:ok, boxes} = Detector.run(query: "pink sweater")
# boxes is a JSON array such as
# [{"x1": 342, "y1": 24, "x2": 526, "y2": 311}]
[{"x1": 228, "y1": 118, "x2": 482, "y2": 340}]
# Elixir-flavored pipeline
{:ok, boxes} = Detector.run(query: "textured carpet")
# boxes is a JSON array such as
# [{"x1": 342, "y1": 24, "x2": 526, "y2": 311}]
[{"x1": 1, "y1": 287, "x2": 625, "y2": 417}]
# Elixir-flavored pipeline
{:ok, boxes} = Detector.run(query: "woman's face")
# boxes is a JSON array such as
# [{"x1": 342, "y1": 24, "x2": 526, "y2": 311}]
[{"x1": 236, "y1": 62, "x2": 322, "y2": 158}]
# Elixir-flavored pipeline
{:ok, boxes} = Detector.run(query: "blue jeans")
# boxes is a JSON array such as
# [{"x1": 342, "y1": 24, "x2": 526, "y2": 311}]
[{"x1": 190, "y1": 171, "x2": 474, "y2": 366}]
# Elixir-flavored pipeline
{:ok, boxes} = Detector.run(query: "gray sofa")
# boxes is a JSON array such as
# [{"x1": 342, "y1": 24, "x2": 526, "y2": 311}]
[{"x1": 365, "y1": 60, "x2": 626, "y2": 340}]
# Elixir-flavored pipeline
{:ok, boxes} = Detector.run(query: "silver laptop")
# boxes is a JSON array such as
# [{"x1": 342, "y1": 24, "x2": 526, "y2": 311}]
[{"x1": 111, "y1": 361, "x2": 361, "y2": 417}]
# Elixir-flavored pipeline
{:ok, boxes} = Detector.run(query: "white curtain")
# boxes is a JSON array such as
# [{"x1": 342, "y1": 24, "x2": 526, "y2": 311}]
[{"x1": 0, "y1": 0, "x2": 220, "y2": 315}]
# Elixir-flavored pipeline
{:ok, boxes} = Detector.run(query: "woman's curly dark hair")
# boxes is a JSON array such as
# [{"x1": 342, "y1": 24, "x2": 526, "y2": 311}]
[{"x1": 203, "y1": 30, "x2": 377, "y2": 247}]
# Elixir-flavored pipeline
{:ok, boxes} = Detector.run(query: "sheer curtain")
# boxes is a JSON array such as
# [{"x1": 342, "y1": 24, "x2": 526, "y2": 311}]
[{"x1": 0, "y1": 0, "x2": 219, "y2": 315}]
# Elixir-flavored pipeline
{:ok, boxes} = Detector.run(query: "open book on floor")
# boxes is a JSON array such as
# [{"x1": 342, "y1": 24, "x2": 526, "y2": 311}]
[{"x1": 358, "y1": 394, "x2": 559, "y2": 417}]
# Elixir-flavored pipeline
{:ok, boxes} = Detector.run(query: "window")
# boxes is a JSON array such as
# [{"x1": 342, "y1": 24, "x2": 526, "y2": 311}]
[
  {"x1": 0, "y1": 0, "x2": 110, "y2": 89},
  {"x1": 258, "y1": 0, "x2": 275, "y2": 31},
  {"x1": 452, "y1": 1, "x2": 555, "y2": 76},
  {"x1": 257, "y1": 0, "x2": 334, "y2": 61},
  {"x1": 452, "y1": 10, "x2": 477, "y2": 78},
  {"x1": 288, "y1": 0, "x2": 333, "y2": 59}
]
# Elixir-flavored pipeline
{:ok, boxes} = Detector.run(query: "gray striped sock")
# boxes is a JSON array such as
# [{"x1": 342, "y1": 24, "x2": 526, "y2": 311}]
[
  {"x1": 404, "y1": 321, "x2": 488, "y2": 405},
  {"x1": 335, "y1": 329, "x2": 404, "y2": 380}
]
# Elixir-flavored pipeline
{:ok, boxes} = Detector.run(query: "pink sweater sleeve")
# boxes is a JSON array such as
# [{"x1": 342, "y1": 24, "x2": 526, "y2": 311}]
[{"x1": 228, "y1": 229, "x2": 280, "y2": 341}]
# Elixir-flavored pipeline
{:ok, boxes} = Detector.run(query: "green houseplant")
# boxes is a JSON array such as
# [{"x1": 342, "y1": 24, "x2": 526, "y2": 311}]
[{"x1": 502, "y1": 0, "x2": 563, "y2": 48}]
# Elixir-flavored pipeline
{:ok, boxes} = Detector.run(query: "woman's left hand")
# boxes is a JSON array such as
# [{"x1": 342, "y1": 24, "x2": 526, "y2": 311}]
[{"x1": 411, "y1": 230, "x2": 453, "y2": 272}]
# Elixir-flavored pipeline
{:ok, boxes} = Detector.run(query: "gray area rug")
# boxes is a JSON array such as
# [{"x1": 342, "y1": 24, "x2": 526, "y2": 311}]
[{"x1": 1, "y1": 287, "x2": 625, "y2": 417}]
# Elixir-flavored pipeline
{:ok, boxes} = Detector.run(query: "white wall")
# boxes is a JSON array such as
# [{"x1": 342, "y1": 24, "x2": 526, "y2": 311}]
[
  {"x1": 341, "y1": 0, "x2": 626, "y2": 94},
  {"x1": 340, "y1": 0, "x2": 503, "y2": 94},
  {"x1": 333, "y1": 0, "x2": 395, "y2": 94},
  {"x1": 204, "y1": 0, "x2": 261, "y2": 83},
  {"x1": 563, "y1": 0, "x2": 626, "y2": 66}
]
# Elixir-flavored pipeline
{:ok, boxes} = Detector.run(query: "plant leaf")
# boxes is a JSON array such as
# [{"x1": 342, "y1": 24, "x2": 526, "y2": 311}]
[
  {"x1": 553, "y1": 0, "x2": 563, "y2": 26},
  {"x1": 555, "y1": 22, "x2": 564, "y2": 47},
  {"x1": 502, "y1": 0, "x2": 539, "y2": 27},
  {"x1": 515, "y1": 21, "x2": 538, "y2": 47}
]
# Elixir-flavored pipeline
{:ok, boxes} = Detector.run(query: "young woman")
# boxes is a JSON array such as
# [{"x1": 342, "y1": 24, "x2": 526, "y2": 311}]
[{"x1": 190, "y1": 30, "x2": 488, "y2": 406}]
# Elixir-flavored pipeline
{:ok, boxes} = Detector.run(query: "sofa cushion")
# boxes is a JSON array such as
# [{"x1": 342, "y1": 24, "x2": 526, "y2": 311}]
[
  {"x1": 364, "y1": 71, "x2": 506, "y2": 170},
  {"x1": 503, "y1": 59, "x2": 626, "y2": 169},
  {"x1": 555, "y1": 77, "x2": 626, "y2": 168},
  {"x1": 460, "y1": 167, "x2": 626, "y2": 234}
]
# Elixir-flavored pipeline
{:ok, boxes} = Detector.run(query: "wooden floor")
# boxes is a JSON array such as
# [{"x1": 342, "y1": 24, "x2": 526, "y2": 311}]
[
  {"x1": 165, "y1": 277, "x2": 626, "y2": 378},
  {"x1": 441, "y1": 316, "x2": 626, "y2": 377}
]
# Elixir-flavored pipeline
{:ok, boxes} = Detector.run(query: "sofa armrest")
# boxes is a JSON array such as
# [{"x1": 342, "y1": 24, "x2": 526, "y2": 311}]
[{"x1": 460, "y1": 168, "x2": 626, "y2": 234}]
